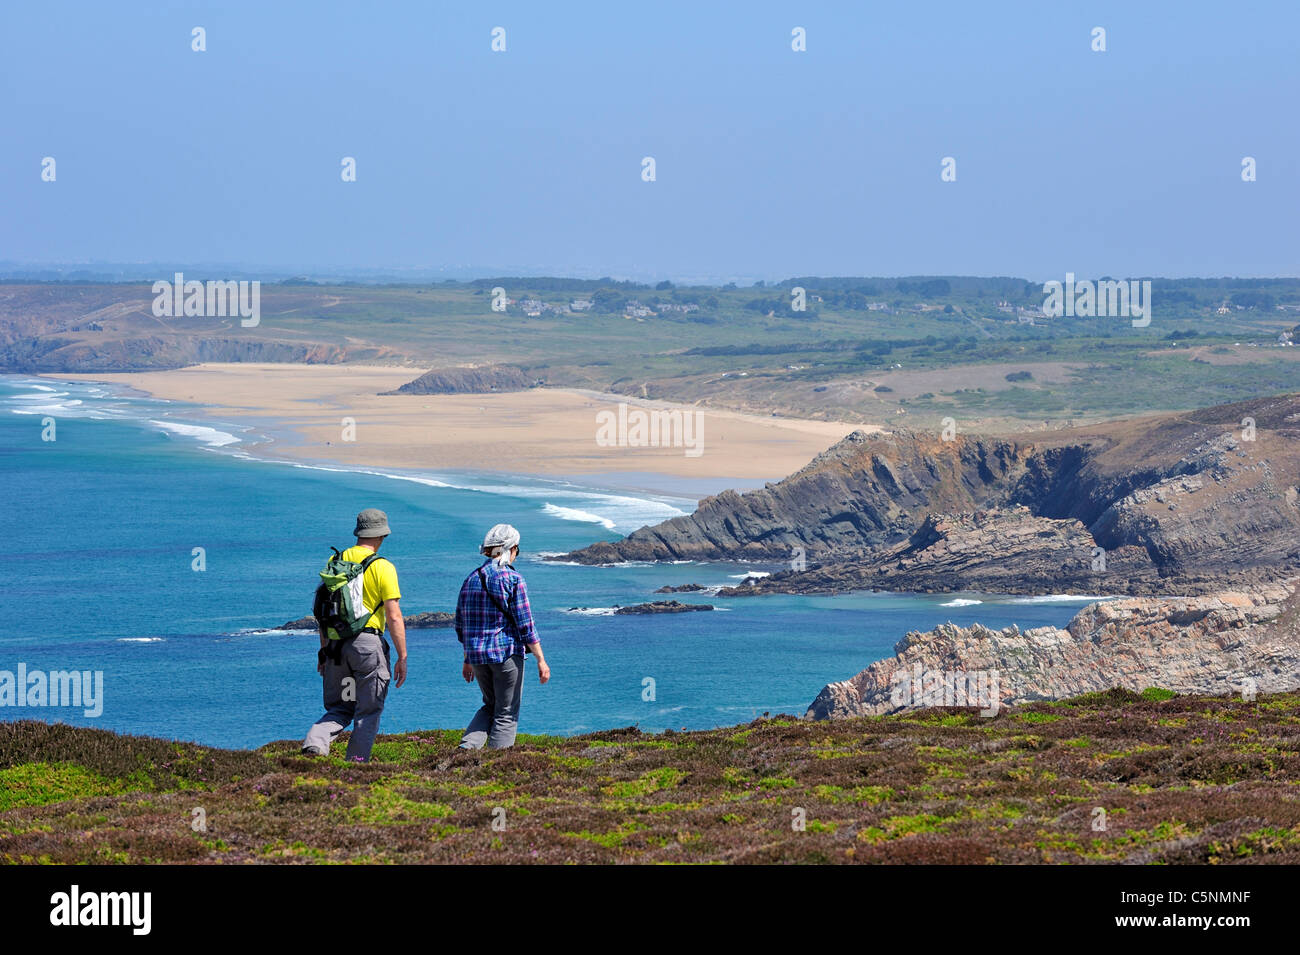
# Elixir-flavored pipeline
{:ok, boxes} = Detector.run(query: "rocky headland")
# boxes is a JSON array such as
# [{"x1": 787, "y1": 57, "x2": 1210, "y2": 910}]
[
  {"x1": 0, "y1": 285, "x2": 398, "y2": 372},
  {"x1": 561, "y1": 393, "x2": 1300, "y2": 599},
  {"x1": 806, "y1": 579, "x2": 1300, "y2": 719}
]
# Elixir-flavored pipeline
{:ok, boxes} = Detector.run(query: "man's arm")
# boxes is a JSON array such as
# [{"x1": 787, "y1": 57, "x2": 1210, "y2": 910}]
[{"x1": 385, "y1": 598, "x2": 407, "y2": 689}]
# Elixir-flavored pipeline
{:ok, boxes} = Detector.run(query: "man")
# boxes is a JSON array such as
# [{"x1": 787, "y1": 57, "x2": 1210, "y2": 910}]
[
  {"x1": 302, "y1": 508, "x2": 408, "y2": 761},
  {"x1": 456, "y1": 523, "x2": 550, "y2": 750}
]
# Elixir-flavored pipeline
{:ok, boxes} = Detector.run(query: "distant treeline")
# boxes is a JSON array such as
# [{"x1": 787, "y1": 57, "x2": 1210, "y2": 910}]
[{"x1": 5, "y1": 275, "x2": 1299, "y2": 314}]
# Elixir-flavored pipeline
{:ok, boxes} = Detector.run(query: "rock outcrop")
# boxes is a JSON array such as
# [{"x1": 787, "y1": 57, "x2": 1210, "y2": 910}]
[
  {"x1": 613, "y1": 601, "x2": 713, "y2": 615},
  {"x1": 717, "y1": 507, "x2": 1166, "y2": 597},
  {"x1": 383, "y1": 364, "x2": 531, "y2": 395},
  {"x1": 805, "y1": 579, "x2": 1300, "y2": 719},
  {"x1": 402, "y1": 612, "x2": 457, "y2": 628},
  {"x1": 277, "y1": 611, "x2": 454, "y2": 631},
  {"x1": 563, "y1": 393, "x2": 1300, "y2": 596}
]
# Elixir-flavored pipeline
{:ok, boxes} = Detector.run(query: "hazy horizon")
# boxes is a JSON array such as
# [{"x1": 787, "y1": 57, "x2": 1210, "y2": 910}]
[{"x1": 2, "y1": 262, "x2": 1298, "y2": 288}]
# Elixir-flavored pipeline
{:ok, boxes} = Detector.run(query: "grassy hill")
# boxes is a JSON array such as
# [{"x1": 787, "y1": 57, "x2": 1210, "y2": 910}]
[{"x1": 3, "y1": 688, "x2": 1299, "y2": 864}]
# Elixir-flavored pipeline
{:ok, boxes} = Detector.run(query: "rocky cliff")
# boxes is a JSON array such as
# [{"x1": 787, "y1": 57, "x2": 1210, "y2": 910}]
[
  {"x1": 806, "y1": 579, "x2": 1300, "y2": 719},
  {"x1": 565, "y1": 429, "x2": 1030, "y2": 564},
  {"x1": 564, "y1": 393, "x2": 1300, "y2": 596}
]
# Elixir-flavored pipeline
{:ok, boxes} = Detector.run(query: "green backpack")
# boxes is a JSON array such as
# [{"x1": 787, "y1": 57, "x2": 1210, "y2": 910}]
[{"x1": 313, "y1": 547, "x2": 386, "y2": 662}]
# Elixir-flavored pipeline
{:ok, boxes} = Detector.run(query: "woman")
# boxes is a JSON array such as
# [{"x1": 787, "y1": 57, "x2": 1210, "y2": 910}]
[{"x1": 455, "y1": 523, "x2": 551, "y2": 750}]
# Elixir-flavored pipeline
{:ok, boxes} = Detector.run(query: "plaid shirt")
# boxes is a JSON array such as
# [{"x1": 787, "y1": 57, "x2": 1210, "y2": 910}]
[{"x1": 456, "y1": 559, "x2": 539, "y2": 664}]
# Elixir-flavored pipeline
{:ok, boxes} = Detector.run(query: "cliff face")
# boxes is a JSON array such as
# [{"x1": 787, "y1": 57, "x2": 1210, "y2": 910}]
[
  {"x1": 806, "y1": 579, "x2": 1300, "y2": 719},
  {"x1": 563, "y1": 393, "x2": 1300, "y2": 595},
  {"x1": 566, "y1": 430, "x2": 1032, "y2": 563}
]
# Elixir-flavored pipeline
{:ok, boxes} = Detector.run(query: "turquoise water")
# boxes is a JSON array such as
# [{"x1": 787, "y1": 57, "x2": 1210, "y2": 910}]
[{"x1": 0, "y1": 375, "x2": 1097, "y2": 749}]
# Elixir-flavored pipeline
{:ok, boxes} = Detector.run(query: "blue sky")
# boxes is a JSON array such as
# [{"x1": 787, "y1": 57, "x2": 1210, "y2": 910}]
[{"x1": 2, "y1": 1, "x2": 1296, "y2": 282}]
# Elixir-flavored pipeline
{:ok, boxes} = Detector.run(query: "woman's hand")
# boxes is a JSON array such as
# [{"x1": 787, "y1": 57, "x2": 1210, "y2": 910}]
[{"x1": 462, "y1": 661, "x2": 475, "y2": 683}]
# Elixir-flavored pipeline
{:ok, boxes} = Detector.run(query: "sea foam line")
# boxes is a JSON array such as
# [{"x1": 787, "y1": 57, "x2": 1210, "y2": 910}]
[
  {"x1": 11, "y1": 378, "x2": 686, "y2": 534},
  {"x1": 150, "y1": 420, "x2": 240, "y2": 447},
  {"x1": 542, "y1": 503, "x2": 617, "y2": 530}
]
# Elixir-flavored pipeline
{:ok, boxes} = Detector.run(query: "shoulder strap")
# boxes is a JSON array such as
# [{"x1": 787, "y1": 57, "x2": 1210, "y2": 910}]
[{"x1": 476, "y1": 565, "x2": 518, "y2": 631}]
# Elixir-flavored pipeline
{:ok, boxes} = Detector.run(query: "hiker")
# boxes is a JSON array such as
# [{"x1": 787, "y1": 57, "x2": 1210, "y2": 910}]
[
  {"x1": 456, "y1": 523, "x2": 550, "y2": 750},
  {"x1": 301, "y1": 508, "x2": 408, "y2": 761}
]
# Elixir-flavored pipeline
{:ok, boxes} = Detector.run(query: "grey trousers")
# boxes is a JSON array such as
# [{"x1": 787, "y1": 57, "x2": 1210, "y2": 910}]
[
  {"x1": 302, "y1": 631, "x2": 391, "y2": 761},
  {"x1": 460, "y1": 655, "x2": 525, "y2": 750}
]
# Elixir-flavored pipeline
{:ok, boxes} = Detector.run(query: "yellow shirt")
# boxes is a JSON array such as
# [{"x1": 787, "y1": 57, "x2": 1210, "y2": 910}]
[{"x1": 340, "y1": 545, "x2": 401, "y2": 632}]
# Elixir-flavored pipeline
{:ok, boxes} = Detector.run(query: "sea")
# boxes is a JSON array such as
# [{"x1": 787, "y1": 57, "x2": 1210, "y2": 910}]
[{"x1": 0, "y1": 374, "x2": 1104, "y2": 750}]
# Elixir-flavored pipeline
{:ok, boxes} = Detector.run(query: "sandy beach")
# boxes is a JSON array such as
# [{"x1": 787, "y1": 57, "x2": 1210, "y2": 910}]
[{"x1": 56, "y1": 364, "x2": 867, "y2": 494}]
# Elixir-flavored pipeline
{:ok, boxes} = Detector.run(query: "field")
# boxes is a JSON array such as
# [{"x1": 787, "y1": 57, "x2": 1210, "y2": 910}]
[{"x1": 4, "y1": 689, "x2": 1300, "y2": 864}]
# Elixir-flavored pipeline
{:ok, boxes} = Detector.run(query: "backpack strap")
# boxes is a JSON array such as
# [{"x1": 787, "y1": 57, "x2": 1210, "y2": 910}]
[{"x1": 476, "y1": 564, "x2": 519, "y2": 633}]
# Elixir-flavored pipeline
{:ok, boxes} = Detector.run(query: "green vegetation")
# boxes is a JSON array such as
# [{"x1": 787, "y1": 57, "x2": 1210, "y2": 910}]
[
  {"x1": 2, "y1": 689, "x2": 1299, "y2": 864},
  {"x1": 0, "y1": 762, "x2": 140, "y2": 811},
  {"x1": 1142, "y1": 687, "x2": 1178, "y2": 702}
]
